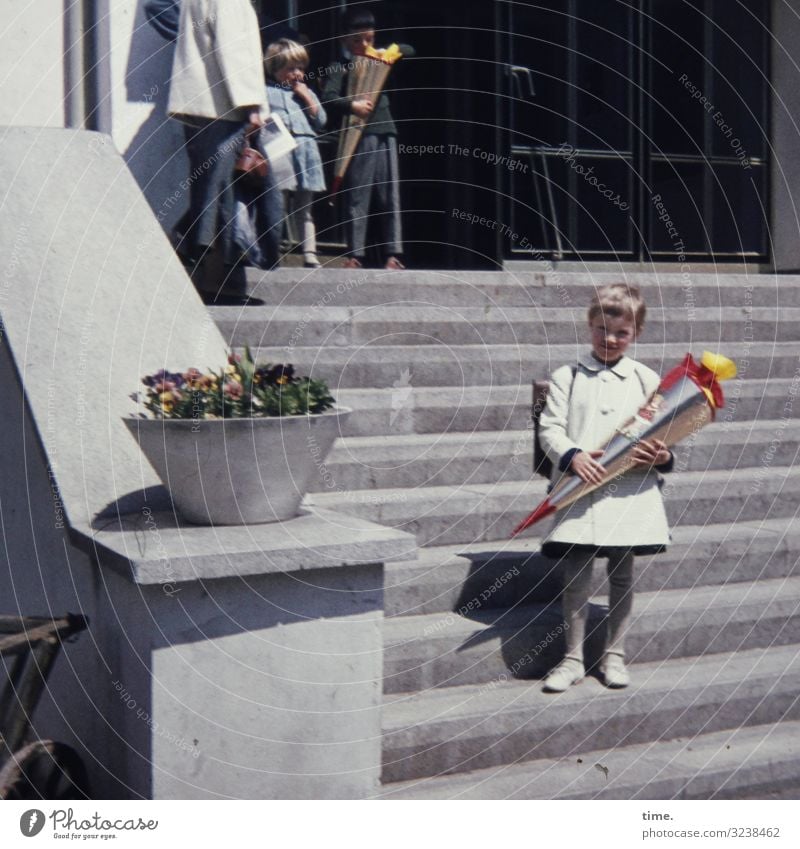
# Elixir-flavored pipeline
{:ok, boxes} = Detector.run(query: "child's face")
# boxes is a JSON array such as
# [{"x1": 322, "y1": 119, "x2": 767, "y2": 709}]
[
  {"x1": 275, "y1": 64, "x2": 305, "y2": 85},
  {"x1": 342, "y1": 29, "x2": 376, "y2": 55},
  {"x1": 589, "y1": 313, "x2": 638, "y2": 363}
]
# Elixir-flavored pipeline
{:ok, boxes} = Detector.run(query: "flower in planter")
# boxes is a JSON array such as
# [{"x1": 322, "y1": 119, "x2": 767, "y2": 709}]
[
  {"x1": 258, "y1": 364, "x2": 295, "y2": 386},
  {"x1": 223, "y1": 379, "x2": 244, "y2": 400},
  {"x1": 135, "y1": 348, "x2": 335, "y2": 420}
]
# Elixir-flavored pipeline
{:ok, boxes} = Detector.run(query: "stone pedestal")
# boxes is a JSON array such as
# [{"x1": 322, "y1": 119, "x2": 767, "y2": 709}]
[
  {"x1": 75, "y1": 510, "x2": 411, "y2": 799},
  {"x1": 0, "y1": 465, "x2": 411, "y2": 798}
]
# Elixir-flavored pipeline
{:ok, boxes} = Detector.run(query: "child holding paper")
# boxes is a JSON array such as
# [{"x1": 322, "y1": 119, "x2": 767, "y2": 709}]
[{"x1": 538, "y1": 284, "x2": 674, "y2": 692}]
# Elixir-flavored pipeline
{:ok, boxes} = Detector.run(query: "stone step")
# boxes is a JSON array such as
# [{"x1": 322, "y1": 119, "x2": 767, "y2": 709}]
[
  {"x1": 377, "y1": 719, "x2": 800, "y2": 799},
  {"x1": 310, "y1": 420, "x2": 800, "y2": 493},
  {"x1": 307, "y1": 465, "x2": 800, "y2": 546},
  {"x1": 244, "y1": 268, "x2": 800, "y2": 309},
  {"x1": 382, "y1": 576, "x2": 800, "y2": 694},
  {"x1": 333, "y1": 384, "x2": 531, "y2": 436},
  {"x1": 380, "y1": 642, "x2": 800, "y2": 782},
  {"x1": 330, "y1": 379, "x2": 800, "y2": 437},
  {"x1": 216, "y1": 305, "x2": 798, "y2": 349},
  {"x1": 383, "y1": 518, "x2": 800, "y2": 617},
  {"x1": 310, "y1": 430, "x2": 532, "y2": 493},
  {"x1": 248, "y1": 342, "x2": 800, "y2": 388}
]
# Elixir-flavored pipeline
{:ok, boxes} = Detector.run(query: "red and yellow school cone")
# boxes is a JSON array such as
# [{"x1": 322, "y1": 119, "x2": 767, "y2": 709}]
[{"x1": 511, "y1": 352, "x2": 737, "y2": 536}]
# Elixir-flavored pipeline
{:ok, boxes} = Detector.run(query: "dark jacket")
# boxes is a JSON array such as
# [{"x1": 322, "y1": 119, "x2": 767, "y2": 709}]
[{"x1": 319, "y1": 45, "x2": 414, "y2": 137}]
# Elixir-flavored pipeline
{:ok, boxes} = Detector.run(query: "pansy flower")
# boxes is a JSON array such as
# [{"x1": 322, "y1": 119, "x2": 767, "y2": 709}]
[
  {"x1": 223, "y1": 380, "x2": 243, "y2": 400},
  {"x1": 266, "y1": 364, "x2": 295, "y2": 386},
  {"x1": 158, "y1": 390, "x2": 178, "y2": 413},
  {"x1": 184, "y1": 368, "x2": 203, "y2": 388}
]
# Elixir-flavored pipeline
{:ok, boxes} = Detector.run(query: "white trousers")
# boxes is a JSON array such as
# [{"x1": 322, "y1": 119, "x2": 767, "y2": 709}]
[
  {"x1": 560, "y1": 548, "x2": 635, "y2": 663},
  {"x1": 287, "y1": 190, "x2": 317, "y2": 257}
]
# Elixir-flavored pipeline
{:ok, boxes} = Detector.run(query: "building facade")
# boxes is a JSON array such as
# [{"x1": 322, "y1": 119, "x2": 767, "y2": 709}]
[{"x1": 4, "y1": 1, "x2": 800, "y2": 271}]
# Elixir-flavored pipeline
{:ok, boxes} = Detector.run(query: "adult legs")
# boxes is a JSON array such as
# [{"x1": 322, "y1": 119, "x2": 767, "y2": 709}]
[
  {"x1": 178, "y1": 118, "x2": 274, "y2": 303},
  {"x1": 175, "y1": 117, "x2": 260, "y2": 301},
  {"x1": 247, "y1": 170, "x2": 283, "y2": 271},
  {"x1": 181, "y1": 118, "x2": 243, "y2": 258}
]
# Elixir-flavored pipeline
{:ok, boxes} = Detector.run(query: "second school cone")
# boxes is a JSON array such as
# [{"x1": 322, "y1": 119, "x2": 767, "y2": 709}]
[
  {"x1": 511, "y1": 352, "x2": 737, "y2": 537},
  {"x1": 330, "y1": 46, "x2": 402, "y2": 196}
]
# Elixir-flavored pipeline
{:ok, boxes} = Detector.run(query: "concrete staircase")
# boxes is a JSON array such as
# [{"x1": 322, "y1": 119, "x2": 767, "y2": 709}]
[{"x1": 217, "y1": 268, "x2": 800, "y2": 799}]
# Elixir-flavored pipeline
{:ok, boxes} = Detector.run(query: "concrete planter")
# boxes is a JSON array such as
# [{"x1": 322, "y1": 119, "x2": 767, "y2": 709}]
[{"x1": 124, "y1": 409, "x2": 350, "y2": 525}]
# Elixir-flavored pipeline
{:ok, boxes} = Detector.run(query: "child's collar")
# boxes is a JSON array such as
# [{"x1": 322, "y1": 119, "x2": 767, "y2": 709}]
[{"x1": 579, "y1": 352, "x2": 635, "y2": 378}]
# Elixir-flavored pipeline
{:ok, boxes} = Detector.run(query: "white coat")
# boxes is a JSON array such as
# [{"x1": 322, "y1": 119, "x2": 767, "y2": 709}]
[
  {"x1": 167, "y1": 0, "x2": 266, "y2": 123},
  {"x1": 538, "y1": 352, "x2": 671, "y2": 552}
]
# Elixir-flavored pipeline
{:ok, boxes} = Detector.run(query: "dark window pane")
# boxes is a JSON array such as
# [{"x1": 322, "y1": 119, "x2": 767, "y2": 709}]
[
  {"x1": 708, "y1": 0, "x2": 769, "y2": 159},
  {"x1": 510, "y1": 1, "x2": 571, "y2": 148},
  {"x1": 650, "y1": 1, "x2": 707, "y2": 157},
  {"x1": 574, "y1": 1, "x2": 635, "y2": 152},
  {"x1": 711, "y1": 163, "x2": 767, "y2": 254},
  {"x1": 502, "y1": 0, "x2": 767, "y2": 261},
  {"x1": 572, "y1": 155, "x2": 635, "y2": 253},
  {"x1": 511, "y1": 152, "x2": 570, "y2": 254},
  {"x1": 649, "y1": 161, "x2": 708, "y2": 254}
]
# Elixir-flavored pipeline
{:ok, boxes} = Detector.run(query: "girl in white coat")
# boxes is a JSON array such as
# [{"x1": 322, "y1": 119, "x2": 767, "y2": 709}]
[{"x1": 539, "y1": 284, "x2": 673, "y2": 692}]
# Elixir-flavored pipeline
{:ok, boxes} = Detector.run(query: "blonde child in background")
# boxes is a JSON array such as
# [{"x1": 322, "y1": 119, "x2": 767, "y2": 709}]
[
  {"x1": 264, "y1": 39, "x2": 327, "y2": 268},
  {"x1": 538, "y1": 284, "x2": 674, "y2": 692}
]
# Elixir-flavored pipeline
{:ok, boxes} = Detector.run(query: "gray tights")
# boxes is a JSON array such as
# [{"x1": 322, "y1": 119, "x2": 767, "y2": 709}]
[{"x1": 560, "y1": 548, "x2": 635, "y2": 664}]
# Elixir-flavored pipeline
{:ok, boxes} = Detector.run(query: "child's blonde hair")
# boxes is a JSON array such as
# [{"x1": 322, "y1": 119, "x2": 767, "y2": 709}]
[
  {"x1": 588, "y1": 283, "x2": 646, "y2": 333},
  {"x1": 264, "y1": 39, "x2": 309, "y2": 79}
]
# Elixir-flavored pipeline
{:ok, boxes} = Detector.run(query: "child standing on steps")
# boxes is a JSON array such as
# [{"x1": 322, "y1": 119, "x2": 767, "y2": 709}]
[
  {"x1": 320, "y1": 8, "x2": 410, "y2": 270},
  {"x1": 264, "y1": 39, "x2": 327, "y2": 268},
  {"x1": 538, "y1": 283, "x2": 674, "y2": 693}
]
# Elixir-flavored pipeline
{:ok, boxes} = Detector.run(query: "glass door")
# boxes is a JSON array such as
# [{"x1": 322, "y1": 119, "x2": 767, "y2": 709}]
[{"x1": 503, "y1": 0, "x2": 769, "y2": 262}]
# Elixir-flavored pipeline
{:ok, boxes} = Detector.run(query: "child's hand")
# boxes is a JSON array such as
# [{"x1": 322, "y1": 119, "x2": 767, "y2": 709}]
[
  {"x1": 571, "y1": 450, "x2": 607, "y2": 485},
  {"x1": 631, "y1": 438, "x2": 671, "y2": 467},
  {"x1": 291, "y1": 81, "x2": 312, "y2": 100},
  {"x1": 246, "y1": 108, "x2": 264, "y2": 130},
  {"x1": 291, "y1": 81, "x2": 319, "y2": 116},
  {"x1": 352, "y1": 98, "x2": 374, "y2": 119}
]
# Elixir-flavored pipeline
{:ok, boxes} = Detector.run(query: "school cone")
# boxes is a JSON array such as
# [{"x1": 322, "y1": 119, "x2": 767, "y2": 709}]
[
  {"x1": 511, "y1": 351, "x2": 738, "y2": 536},
  {"x1": 329, "y1": 44, "x2": 404, "y2": 197}
]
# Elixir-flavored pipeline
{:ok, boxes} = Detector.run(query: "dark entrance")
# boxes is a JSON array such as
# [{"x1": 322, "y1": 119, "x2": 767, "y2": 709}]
[
  {"x1": 261, "y1": 1, "x2": 770, "y2": 268},
  {"x1": 259, "y1": 0, "x2": 502, "y2": 268},
  {"x1": 500, "y1": 0, "x2": 770, "y2": 263}
]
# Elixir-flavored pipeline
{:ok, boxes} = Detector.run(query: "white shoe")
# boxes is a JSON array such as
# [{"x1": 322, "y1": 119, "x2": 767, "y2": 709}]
[
  {"x1": 543, "y1": 658, "x2": 585, "y2": 693},
  {"x1": 600, "y1": 653, "x2": 630, "y2": 688}
]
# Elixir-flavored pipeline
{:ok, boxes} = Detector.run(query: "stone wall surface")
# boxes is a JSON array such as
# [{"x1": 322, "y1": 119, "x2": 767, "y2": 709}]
[
  {"x1": 0, "y1": 125, "x2": 228, "y2": 527},
  {"x1": 0, "y1": 0, "x2": 65, "y2": 128},
  {"x1": 772, "y1": 0, "x2": 800, "y2": 271},
  {"x1": 110, "y1": 1, "x2": 189, "y2": 235}
]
